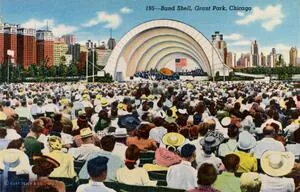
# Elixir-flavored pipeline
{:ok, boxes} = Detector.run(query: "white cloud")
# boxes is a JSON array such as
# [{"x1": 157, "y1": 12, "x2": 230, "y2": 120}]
[
  {"x1": 52, "y1": 24, "x2": 78, "y2": 37},
  {"x1": 260, "y1": 43, "x2": 290, "y2": 61},
  {"x1": 82, "y1": 11, "x2": 121, "y2": 29},
  {"x1": 21, "y1": 18, "x2": 55, "y2": 29},
  {"x1": 22, "y1": 18, "x2": 78, "y2": 37},
  {"x1": 235, "y1": 4, "x2": 284, "y2": 31},
  {"x1": 237, "y1": 11, "x2": 245, "y2": 17},
  {"x1": 229, "y1": 40, "x2": 251, "y2": 46},
  {"x1": 120, "y1": 6, "x2": 132, "y2": 14},
  {"x1": 224, "y1": 33, "x2": 243, "y2": 41}
]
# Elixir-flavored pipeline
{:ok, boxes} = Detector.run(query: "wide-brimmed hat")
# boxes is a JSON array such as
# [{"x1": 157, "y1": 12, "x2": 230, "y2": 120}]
[
  {"x1": 237, "y1": 131, "x2": 256, "y2": 150},
  {"x1": 221, "y1": 117, "x2": 231, "y2": 127},
  {"x1": 101, "y1": 98, "x2": 109, "y2": 107},
  {"x1": 261, "y1": 151, "x2": 295, "y2": 177},
  {"x1": 82, "y1": 94, "x2": 90, "y2": 100},
  {"x1": 200, "y1": 136, "x2": 221, "y2": 148},
  {"x1": 48, "y1": 136, "x2": 63, "y2": 150},
  {"x1": 155, "y1": 147, "x2": 181, "y2": 167},
  {"x1": 162, "y1": 133, "x2": 185, "y2": 147},
  {"x1": 118, "y1": 114, "x2": 141, "y2": 131},
  {"x1": 0, "y1": 112, "x2": 7, "y2": 121},
  {"x1": 80, "y1": 128, "x2": 93, "y2": 139},
  {"x1": 113, "y1": 128, "x2": 128, "y2": 138},
  {"x1": 1, "y1": 149, "x2": 22, "y2": 168},
  {"x1": 240, "y1": 172, "x2": 261, "y2": 190},
  {"x1": 32, "y1": 155, "x2": 60, "y2": 168}
]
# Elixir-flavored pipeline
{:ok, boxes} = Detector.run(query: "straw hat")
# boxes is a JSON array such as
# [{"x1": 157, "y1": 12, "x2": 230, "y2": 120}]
[
  {"x1": 240, "y1": 172, "x2": 261, "y2": 190},
  {"x1": 80, "y1": 128, "x2": 93, "y2": 139},
  {"x1": 0, "y1": 112, "x2": 7, "y2": 121},
  {"x1": 48, "y1": 136, "x2": 63, "y2": 150},
  {"x1": 261, "y1": 151, "x2": 295, "y2": 177},
  {"x1": 82, "y1": 94, "x2": 90, "y2": 100},
  {"x1": 162, "y1": 133, "x2": 185, "y2": 147},
  {"x1": 101, "y1": 98, "x2": 109, "y2": 107}
]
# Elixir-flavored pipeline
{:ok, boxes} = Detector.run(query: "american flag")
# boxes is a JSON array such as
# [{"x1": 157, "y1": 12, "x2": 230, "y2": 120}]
[{"x1": 175, "y1": 58, "x2": 187, "y2": 68}]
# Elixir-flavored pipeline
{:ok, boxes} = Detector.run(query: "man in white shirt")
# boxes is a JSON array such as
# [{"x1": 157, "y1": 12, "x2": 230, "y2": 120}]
[
  {"x1": 252, "y1": 125, "x2": 285, "y2": 159},
  {"x1": 218, "y1": 125, "x2": 238, "y2": 157},
  {"x1": 167, "y1": 144, "x2": 197, "y2": 190},
  {"x1": 76, "y1": 156, "x2": 116, "y2": 192},
  {"x1": 259, "y1": 151, "x2": 295, "y2": 192},
  {"x1": 4, "y1": 117, "x2": 21, "y2": 141},
  {"x1": 43, "y1": 99, "x2": 58, "y2": 113},
  {"x1": 68, "y1": 128, "x2": 101, "y2": 161}
]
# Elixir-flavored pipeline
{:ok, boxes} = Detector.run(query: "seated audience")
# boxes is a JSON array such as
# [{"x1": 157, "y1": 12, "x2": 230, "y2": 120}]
[
  {"x1": 187, "y1": 163, "x2": 220, "y2": 192},
  {"x1": 68, "y1": 128, "x2": 101, "y2": 161},
  {"x1": 259, "y1": 151, "x2": 295, "y2": 192},
  {"x1": 23, "y1": 155, "x2": 65, "y2": 192},
  {"x1": 126, "y1": 123, "x2": 157, "y2": 150},
  {"x1": 240, "y1": 172, "x2": 262, "y2": 192},
  {"x1": 76, "y1": 156, "x2": 116, "y2": 192},
  {"x1": 213, "y1": 154, "x2": 241, "y2": 192},
  {"x1": 233, "y1": 131, "x2": 257, "y2": 173},
  {"x1": 116, "y1": 144, "x2": 157, "y2": 186},
  {"x1": 79, "y1": 135, "x2": 124, "y2": 181},
  {"x1": 167, "y1": 144, "x2": 197, "y2": 190},
  {"x1": 46, "y1": 136, "x2": 76, "y2": 178}
]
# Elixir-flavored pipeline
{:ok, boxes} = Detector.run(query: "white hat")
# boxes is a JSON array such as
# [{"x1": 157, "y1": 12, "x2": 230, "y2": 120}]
[
  {"x1": 237, "y1": 131, "x2": 256, "y2": 150},
  {"x1": 178, "y1": 109, "x2": 187, "y2": 115},
  {"x1": 113, "y1": 128, "x2": 128, "y2": 138},
  {"x1": 261, "y1": 151, "x2": 295, "y2": 177},
  {"x1": 221, "y1": 117, "x2": 231, "y2": 127},
  {"x1": 95, "y1": 105, "x2": 102, "y2": 113},
  {"x1": 75, "y1": 94, "x2": 81, "y2": 101}
]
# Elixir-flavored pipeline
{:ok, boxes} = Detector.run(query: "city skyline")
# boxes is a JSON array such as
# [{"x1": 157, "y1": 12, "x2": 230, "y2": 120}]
[{"x1": 0, "y1": 0, "x2": 299, "y2": 62}]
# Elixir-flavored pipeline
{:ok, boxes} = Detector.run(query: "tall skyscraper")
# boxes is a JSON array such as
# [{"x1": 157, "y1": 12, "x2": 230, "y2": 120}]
[
  {"x1": 251, "y1": 40, "x2": 259, "y2": 66},
  {"x1": 17, "y1": 28, "x2": 36, "y2": 69},
  {"x1": 62, "y1": 34, "x2": 75, "y2": 45},
  {"x1": 212, "y1": 31, "x2": 227, "y2": 64},
  {"x1": 0, "y1": 21, "x2": 4, "y2": 64},
  {"x1": 4, "y1": 24, "x2": 18, "y2": 64},
  {"x1": 226, "y1": 52, "x2": 233, "y2": 68},
  {"x1": 261, "y1": 52, "x2": 266, "y2": 66},
  {"x1": 54, "y1": 41, "x2": 68, "y2": 65},
  {"x1": 36, "y1": 30, "x2": 54, "y2": 67},
  {"x1": 289, "y1": 47, "x2": 297, "y2": 66},
  {"x1": 68, "y1": 43, "x2": 81, "y2": 63}
]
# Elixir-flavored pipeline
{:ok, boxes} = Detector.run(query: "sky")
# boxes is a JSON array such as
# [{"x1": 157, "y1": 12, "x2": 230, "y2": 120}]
[{"x1": 0, "y1": 0, "x2": 300, "y2": 60}]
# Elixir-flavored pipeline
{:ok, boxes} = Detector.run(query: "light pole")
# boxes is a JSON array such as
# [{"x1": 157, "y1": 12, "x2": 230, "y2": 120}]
[
  {"x1": 223, "y1": 59, "x2": 226, "y2": 82},
  {"x1": 211, "y1": 35, "x2": 216, "y2": 82},
  {"x1": 92, "y1": 46, "x2": 95, "y2": 83},
  {"x1": 7, "y1": 55, "x2": 10, "y2": 84},
  {"x1": 85, "y1": 50, "x2": 88, "y2": 82}
]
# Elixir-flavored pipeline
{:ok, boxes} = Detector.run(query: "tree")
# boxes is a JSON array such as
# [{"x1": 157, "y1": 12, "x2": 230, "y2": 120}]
[{"x1": 67, "y1": 63, "x2": 78, "y2": 76}]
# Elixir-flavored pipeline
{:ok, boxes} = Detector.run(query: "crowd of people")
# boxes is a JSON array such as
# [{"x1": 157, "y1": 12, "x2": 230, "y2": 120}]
[
  {"x1": 0, "y1": 80, "x2": 299, "y2": 192},
  {"x1": 134, "y1": 69, "x2": 207, "y2": 80}
]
